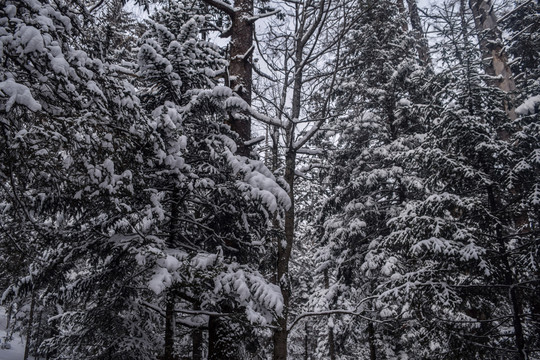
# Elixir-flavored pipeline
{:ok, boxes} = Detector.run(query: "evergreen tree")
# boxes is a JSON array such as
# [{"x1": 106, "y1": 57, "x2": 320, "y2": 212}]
[{"x1": 314, "y1": 0, "x2": 433, "y2": 357}]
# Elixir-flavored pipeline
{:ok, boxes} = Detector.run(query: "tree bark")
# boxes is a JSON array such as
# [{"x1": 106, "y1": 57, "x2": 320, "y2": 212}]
[
  {"x1": 192, "y1": 329, "x2": 203, "y2": 360},
  {"x1": 23, "y1": 290, "x2": 36, "y2": 360},
  {"x1": 192, "y1": 303, "x2": 203, "y2": 360},
  {"x1": 323, "y1": 269, "x2": 336, "y2": 360},
  {"x1": 229, "y1": 0, "x2": 254, "y2": 156},
  {"x1": 468, "y1": 0, "x2": 516, "y2": 120},
  {"x1": 368, "y1": 322, "x2": 377, "y2": 360},
  {"x1": 202, "y1": 0, "x2": 253, "y2": 156},
  {"x1": 406, "y1": 0, "x2": 431, "y2": 67},
  {"x1": 303, "y1": 321, "x2": 309, "y2": 360},
  {"x1": 273, "y1": 149, "x2": 296, "y2": 360},
  {"x1": 5, "y1": 302, "x2": 13, "y2": 338},
  {"x1": 163, "y1": 293, "x2": 176, "y2": 360}
]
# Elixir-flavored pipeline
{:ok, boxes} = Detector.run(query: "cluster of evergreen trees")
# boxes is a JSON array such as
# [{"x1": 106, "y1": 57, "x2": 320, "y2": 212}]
[{"x1": 0, "y1": 0, "x2": 538, "y2": 359}]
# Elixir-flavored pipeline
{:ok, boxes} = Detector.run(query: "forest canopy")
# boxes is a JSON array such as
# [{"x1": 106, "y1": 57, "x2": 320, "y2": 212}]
[{"x1": 0, "y1": 0, "x2": 539, "y2": 359}]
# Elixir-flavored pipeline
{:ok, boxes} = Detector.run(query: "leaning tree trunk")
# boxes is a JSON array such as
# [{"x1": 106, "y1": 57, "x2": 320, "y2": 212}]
[{"x1": 469, "y1": 0, "x2": 516, "y2": 120}]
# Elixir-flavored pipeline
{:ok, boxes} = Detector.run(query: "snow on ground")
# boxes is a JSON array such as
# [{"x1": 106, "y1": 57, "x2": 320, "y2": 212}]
[{"x1": 0, "y1": 306, "x2": 34, "y2": 360}]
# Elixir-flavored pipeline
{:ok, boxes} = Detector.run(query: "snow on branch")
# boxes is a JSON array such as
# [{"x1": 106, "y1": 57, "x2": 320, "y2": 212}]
[
  {"x1": 201, "y1": 0, "x2": 235, "y2": 17},
  {"x1": 498, "y1": 0, "x2": 534, "y2": 23},
  {"x1": 288, "y1": 295, "x2": 380, "y2": 332},
  {"x1": 292, "y1": 122, "x2": 324, "y2": 150},
  {"x1": 175, "y1": 308, "x2": 233, "y2": 317},
  {"x1": 226, "y1": 95, "x2": 288, "y2": 128},
  {"x1": 232, "y1": 45, "x2": 255, "y2": 61},
  {"x1": 247, "y1": 9, "x2": 281, "y2": 23},
  {"x1": 296, "y1": 148, "x2": 323, "y2": 155},
  {"x1": 244, "y1": 135, "x2": 265, "y2": 147},
  {"x1": 288, "y1": 308, "x2": 385, "y2": 332}
]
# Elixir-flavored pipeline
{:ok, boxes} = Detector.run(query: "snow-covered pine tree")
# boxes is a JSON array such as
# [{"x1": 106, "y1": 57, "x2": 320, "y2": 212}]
[
  {"x1": 1, "y1": 1, "x2": 289, "y2": 359},
  {"x1": 0, "y1": 0, "x2": 156, "y2": 358},
  {"x1": 504, "y1": 0, "x2": 540, "y2": 354},
  {"x1": 312, "y1": 0, "x2": 434, "y2": 357},
  {"x1": 366, "y1": 1, "x2": 538, "y2": 357},
  {"x1": 134, "y1": 4, "x2": 290, "y2": 359}
]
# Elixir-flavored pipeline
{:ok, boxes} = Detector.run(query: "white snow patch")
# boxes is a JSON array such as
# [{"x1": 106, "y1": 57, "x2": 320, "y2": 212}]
[
  {"x1": 0, "y1": 79, "x2": 42, "y2": 112},
  {"x1": 0, "y1": 306, "x2": 35, "y2": 360},
  {"x1": 516, "y1": 95, "x2": 540, "y2": 115}
]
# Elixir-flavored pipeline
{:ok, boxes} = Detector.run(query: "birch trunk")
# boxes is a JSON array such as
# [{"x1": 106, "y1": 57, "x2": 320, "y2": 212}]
[{"x1": 469, "y1": 0, "x2": 516, "y2": 120}]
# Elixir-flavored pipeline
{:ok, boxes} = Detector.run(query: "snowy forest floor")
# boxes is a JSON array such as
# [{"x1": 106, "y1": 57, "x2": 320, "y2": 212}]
[{"x1": 0, "y1": 306, "x2": 33, "y2": 360}]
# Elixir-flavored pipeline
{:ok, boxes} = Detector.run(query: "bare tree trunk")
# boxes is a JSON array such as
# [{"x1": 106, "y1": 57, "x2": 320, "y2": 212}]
[
  {"x1": 273, "y1": 149, "x2": 295, "y2": 360},
  {"x1": 468, "y1": 0, "x2": 516, "y2": 120},
  {"x1": 207, "y1": 316, "x2": 219, "y2": 360},
  {"x1": 273, "y1": 3, "x2": 306, "y2": 353},
  {"x1": 23, "y1": 290, "x2": 36, "y2": 360},
  {"x1": 406, "y1": 0, "x2": 431, "y2": 66}
]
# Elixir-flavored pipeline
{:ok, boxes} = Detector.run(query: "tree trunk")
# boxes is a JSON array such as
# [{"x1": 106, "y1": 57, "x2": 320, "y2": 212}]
[
  {"x1": 468, "y1": 0, "x2": 516, "y2": 120},
  {"x1": 368, "y1": 322, "x2": 377, "y2": 360},
  {"x1": 208, "y1": 316, "x2": 218, "y2": 360},
  {"x1": 192, "y1": 302, "x2": 203, "y2": 360},
  {"x1": 192, "y1": 328, "x2": 203, "y2": 360},
  {"x1": 323, "y1": 269, "x2": 336, "y2": 360},
  {"x1": 406, "y1": 0, "x2": 431, "y2": 66},
  {"x1": 202, "y1": 0, "x2": 253, "y2": 155},
  {"x1": 35, "y1": 308, "x2": 43, "y2": 360},
  {"x1": 273, "y1": 149, "x2": 296, "y2": 360},
  {"x1": 229, "y1": 0, "x2": 254, "y2": 156},
  {"x1": 23, "y1": 290, "x2": 36, "y2": 360},
  {"x1": 163, "y1": 293, "x2": 176, "y2": 360},
  {"x1": 303, "y1": 321, "x2": 309, "y2": 360},
  {"x1": 5, "y1": 302, "x2": 13, "y2": 339},
  {"x1": 163, "y1": 186, "x2": 179, "y2": 360},
  {"x1": 273, "y1": 4, "x2": 307, "y2": 353}
]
